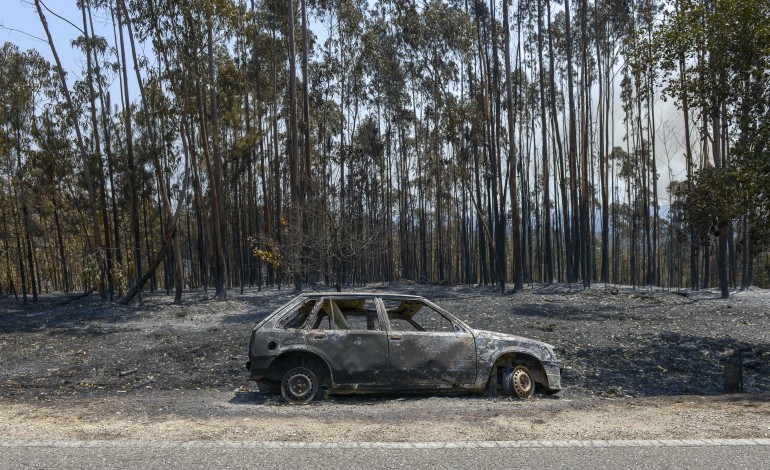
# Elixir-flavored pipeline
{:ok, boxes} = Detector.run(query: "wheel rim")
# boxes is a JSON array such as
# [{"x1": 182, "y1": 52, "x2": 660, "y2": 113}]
[
  {"x1": 512, "y1": 366, "x2": 534, "y2": 399},
  {"x1": 281, "y1": 368, "x2": 318, "y2": 404},
  {"x1": 287, "y1": 372, "x2": 313, "y2": 397}
]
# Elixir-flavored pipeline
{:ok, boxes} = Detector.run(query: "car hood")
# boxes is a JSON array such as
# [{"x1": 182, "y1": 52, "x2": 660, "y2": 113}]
[{"x1": 472, "y1": 329, "x2": 558, "y2": 361}]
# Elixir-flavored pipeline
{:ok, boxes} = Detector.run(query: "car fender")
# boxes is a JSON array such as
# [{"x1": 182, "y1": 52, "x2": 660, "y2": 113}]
[
  {"x1": 472, "y1": 330, "x2": 556, "y2": 388},
  {"x1": 474, "y1": 348, "x2": 541, "y2": 386},
  {"x1": 263, "y1": 346, "x2": 335, "y2": 384}
]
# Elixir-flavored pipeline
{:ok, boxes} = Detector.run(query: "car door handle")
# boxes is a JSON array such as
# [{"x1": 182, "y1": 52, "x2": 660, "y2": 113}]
[
  {"x1": 390, "y1": 335, "x2": 402, "y2": 341},
  {"x1": 313, "y1": 332, "x2": 327, "y2": 339}
]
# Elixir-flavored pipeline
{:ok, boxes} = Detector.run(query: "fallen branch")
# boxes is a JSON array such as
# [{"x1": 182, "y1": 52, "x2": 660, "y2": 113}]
[
  {"x1": 57, "y1": 287, "x2": 96, "y2": 306},
  {"x1": 121, "y1": 232, "x2": 174, "y2": 304}
]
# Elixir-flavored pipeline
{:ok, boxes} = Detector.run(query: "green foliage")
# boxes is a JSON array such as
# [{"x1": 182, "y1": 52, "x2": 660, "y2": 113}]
[
  {"x1": 231, "y1": 131, "x2": 262, "y2": 161},
  {"x1": 658, "y1": 0, "x2": 770, "y2": 266},
  {"x1": 659, "y1": 0, "x2": 770, "y2": 123},
  {"x1": 734, "y1": 149, "x2": 770, "y2": 245},
  {"x1": 685, "y1": 167, "x2": 742, "y2": 234}
]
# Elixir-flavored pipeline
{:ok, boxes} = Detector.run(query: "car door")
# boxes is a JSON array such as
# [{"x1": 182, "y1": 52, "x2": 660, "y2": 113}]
[
  {"x1": 304, "y1": 297, "x2": 390, "y2": 385},
  {"x1": 380, "y1": 298, "x2": 476, "y2": 387}
]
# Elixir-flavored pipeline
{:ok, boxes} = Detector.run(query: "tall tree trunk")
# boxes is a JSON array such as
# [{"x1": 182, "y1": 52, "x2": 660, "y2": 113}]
[
  {"x1": 101, "y1": 89, "x2": 122, "y2": 296},
  {"x1": 120, "y1": 0, "x2": 185, "y2": 302},
  {"x1": 271, "y1": 53, "x2": 282, "y2": 286},
  {"x1": 206, "y1": 6, "x2": 229, "y2": 298},
  {"x1": 564, "y1": 0, "x2": 579, "y2": 283},
  {"x1": 504, "y1": 0, "x2": 523, "y2": 291},
  {"x1": 288, "y1": 0, "x2": 302, "y2": 292},
  {"x1": 712, "y1": 99, "x2": 729, "y2": 299},
  {"x1": 51, "y1": 192, "x2": 69, "y2": 293},
  {"x1": 300, "y1": 0, "x2": 313, "y2": 285},
  {"x1": 473, "y1": 5, "x2": 489, "y2": 285},
  {"x1": 596, "y1": 0, "x2": 609, "y2": 284},
  {"x1": 35, "y1": 0, "x2": 104, "y2": 296},
  {"x1": 114, "y1": 3, "x2": 143, "y2": 296},
  {"x1": 2, "y1": 207, "x2": 18, "y2": 300},
  {"x1": 122, "y1": 157, "x2": 190, "y2": 304},
  {"x1": 678, "y1": 55, "x2": 698, "y2": 291},
  {"x1": 188, "y1": 118, "x2": 210, "y2": 291},
  {"x1": 546, "y1": 0, "x2": 571, "y2": 285},
  {"x1": 648, "y1": 75, "x2": 659, "y2": 287},
  {"x1": 14, "y1": 125, "x2": 37, "y2": 303},
  {"x1": 13, "y1": 201, "x2": 28, "y2": 304},
  {"x1": 301, "y1": 0, "x2": 312, "y2": 200},
  {"x1": 22, "y1": 199, "x2": 37, "y2": 304},
  {"x1": 537, "y1": 0, "x2": 554, "y2": 284},
  {"x1": 487, "y1": 0, "x2": 505, "y2": 292},
  {"x1": 579, "y1": 0, "x2": 591, "y2": 287},
  {"x1": 83, "y1": 0, "x2": 113, "y2": 301}
]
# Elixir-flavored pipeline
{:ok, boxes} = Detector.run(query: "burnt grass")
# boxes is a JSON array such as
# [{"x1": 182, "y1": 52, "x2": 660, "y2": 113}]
[{"x1": 0, "y1": 284, "x2": 768, "y2": 403}]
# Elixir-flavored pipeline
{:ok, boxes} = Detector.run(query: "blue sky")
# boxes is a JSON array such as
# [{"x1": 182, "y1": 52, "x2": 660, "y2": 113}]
[{"x1": 3, "y1": 1, "x2": 93, "y2": 83}]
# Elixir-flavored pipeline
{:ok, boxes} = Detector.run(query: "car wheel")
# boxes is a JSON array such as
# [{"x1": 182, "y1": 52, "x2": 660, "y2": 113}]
[
  {"x1": 503, "y1": 365, "x2": 535, "y2": 399},
  {"x1": 280, "y1": 367, "x2": 319, "y2": 404}
]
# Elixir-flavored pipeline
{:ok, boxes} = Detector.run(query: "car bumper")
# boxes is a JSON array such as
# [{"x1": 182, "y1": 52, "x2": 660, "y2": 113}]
[
  {"x1": 543, "y1": 361, "x2": 562, "y2": 391},
  {"x1": 245, "y1": 356, "x2": 273, "y2": 380}
]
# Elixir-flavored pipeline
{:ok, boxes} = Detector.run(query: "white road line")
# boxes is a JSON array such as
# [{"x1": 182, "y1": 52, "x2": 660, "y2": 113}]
[{"x1": 1, "y1": 439, "x2": 769, "y2": 449}]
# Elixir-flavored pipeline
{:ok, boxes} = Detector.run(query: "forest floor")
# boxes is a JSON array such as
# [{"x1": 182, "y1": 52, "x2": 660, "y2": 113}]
[{"x1": 0, "y1": 283, "x2": 769, "y2": 442}]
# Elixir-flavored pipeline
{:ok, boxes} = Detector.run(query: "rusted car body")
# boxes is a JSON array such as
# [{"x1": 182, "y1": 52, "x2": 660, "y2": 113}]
[{"x1": 246, "y1": 292, "x2": 562, "y2": 404}]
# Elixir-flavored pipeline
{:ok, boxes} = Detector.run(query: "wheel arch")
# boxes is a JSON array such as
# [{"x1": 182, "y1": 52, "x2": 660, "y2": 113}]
[
  {"x1": 489, "y1": 351, "x2": 547, "y2": 388},
  {"x1": 266, "y1": 350, "x2": 333, "y2": 387}
]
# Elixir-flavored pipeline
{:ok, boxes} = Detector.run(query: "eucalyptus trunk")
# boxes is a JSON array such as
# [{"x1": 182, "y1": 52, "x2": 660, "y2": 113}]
[{"x1": 35, "y1": 0, "x2": 104, "y2": 296}]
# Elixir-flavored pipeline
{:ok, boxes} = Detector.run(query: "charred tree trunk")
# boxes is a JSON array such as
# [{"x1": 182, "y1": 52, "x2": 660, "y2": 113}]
[
  {"x1": 35, "y1": 0, "x2": 104, "y2": 297},
  {"x1": 537, "y1": 0, "x2": 553, "y2": 284},
  {"x1": 114, "y1": 3, "x2": 143, "y2": 296},
  {"x1": 504, "y1": 0, "x2": 523, "y2": 292}
]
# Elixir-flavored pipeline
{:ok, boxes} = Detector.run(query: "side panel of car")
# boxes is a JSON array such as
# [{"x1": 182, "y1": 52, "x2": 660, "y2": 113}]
[
  {"x1": 248, "y1": 329, "x2": 307, "y2": 379},
  {"x1": 296, "y1": 297, "x2": 388, "y2": 390},
  {"x1": 306, "y1": 329, "x2": 390, "y2": 385},
  {"x1": 304, "y1": 297, "x2": 390, "y2": 385},
  {"x1": 385, "y1": 331, "x2": 477, "y2": 386},
  {"x1": 248, "y1": 297, "x2": 314, "y2": 379},
  {"x1": 378, "y1": 298, "x2": 478, "y2": 387}
]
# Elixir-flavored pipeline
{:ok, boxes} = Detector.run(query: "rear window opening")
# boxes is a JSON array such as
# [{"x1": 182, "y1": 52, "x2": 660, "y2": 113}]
[{"x1": 313, "y1": 298, "x2": 380, "y2": 331}]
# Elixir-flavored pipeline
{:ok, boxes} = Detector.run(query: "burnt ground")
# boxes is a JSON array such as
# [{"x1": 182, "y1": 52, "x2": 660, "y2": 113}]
[
  {"x1": 1, "y1": 283, "x2": 768, "y2": 400},
  {"x1": 0, "y1": 283, "x2": 769, "y2": 442}
]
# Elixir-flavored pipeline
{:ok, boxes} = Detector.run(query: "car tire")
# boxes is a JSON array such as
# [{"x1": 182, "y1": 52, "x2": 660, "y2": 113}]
[
  {"x1": 280, "y1": 366, "x2": 319, "y2": 404},
  {"x1": 503, "y1": 365, "x2": 535, "y2": 399}
]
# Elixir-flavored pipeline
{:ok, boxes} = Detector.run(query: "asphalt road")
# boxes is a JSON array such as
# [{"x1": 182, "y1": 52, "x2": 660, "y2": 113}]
[{"x1": 2, "y1": 440, "x2": 769, "y2": 469}]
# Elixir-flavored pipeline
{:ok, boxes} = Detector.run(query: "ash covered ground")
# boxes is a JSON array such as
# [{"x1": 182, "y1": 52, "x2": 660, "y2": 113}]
[{"x1": 1, "y1": 283, "x2": 768, "y2": 402}]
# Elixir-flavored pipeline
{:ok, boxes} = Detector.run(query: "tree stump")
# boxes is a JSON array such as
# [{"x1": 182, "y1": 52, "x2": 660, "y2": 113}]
[{"x1": 723, "y1": 350, "x2": 744, "y2": 393}]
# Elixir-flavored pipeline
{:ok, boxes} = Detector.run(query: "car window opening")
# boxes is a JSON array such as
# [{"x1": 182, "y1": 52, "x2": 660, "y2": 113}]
[
  {"x1": 280, "y1": 299, "x2": 318, "y2": 329},
  {"x1": 385, "y1": 300, "x2": 455, "y2": 333},
  {"x1": 312, "y1": 298, "x2": 380, "y2": 331}
]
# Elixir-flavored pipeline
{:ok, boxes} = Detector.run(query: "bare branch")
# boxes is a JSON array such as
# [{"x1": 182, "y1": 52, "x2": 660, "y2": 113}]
[{"x1": 0, "y1": 22, "x2": 46, "y2": 42}]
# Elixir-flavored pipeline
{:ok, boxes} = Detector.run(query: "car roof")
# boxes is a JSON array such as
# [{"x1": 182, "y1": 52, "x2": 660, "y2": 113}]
[{"x1": 296, "y1": 291, "x2": 425, "y2": 301}]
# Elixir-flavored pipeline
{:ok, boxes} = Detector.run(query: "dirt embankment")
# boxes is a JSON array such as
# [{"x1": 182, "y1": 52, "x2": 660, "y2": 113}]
[{"x1": 1, "y1": 285, "x2": 768, "y2": 441}]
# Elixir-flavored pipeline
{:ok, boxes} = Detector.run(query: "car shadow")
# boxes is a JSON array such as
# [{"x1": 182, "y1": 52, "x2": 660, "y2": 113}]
[
  {"x1": 228, "y1": 391, "x2": 282, "y2": 405},
  {"x1": 229, "y1": 389, "x2": 539, "y2": 406}
]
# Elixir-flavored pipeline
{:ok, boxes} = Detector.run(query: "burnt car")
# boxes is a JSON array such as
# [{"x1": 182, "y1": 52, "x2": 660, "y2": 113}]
[{"x1": 246, "y1": 293, "x2": 562, "y2": 404}]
